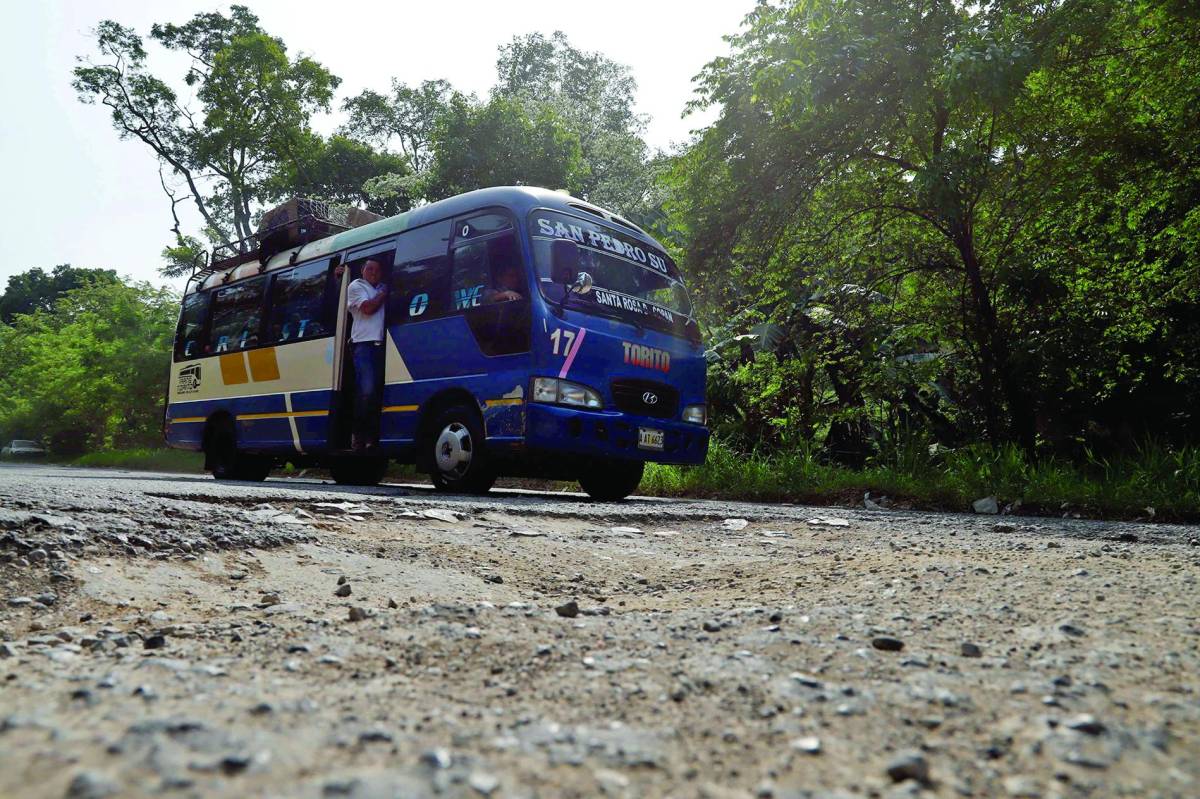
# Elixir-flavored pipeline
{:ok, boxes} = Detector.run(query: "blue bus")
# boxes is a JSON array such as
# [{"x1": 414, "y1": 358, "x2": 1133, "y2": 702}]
[{"x1": 164, "y1": 187, "x2": 709, "y2": 500}]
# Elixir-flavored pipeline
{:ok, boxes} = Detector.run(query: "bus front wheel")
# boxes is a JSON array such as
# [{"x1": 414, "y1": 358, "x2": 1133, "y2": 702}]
[
  {"x1": 579, "y1": 460, "x2": 644, "y2": 502},
  {"x1": 427, "y1": 404, "x2": 495, "y2": 494}
]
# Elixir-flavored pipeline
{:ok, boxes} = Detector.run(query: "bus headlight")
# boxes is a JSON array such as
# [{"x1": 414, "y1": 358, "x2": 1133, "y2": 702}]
[
  {"x1": 532, "y1": 377, "x2": 559, "y2": 404},
  {"x1": 682, "y1": 404, "x2": 707, "y2": 425},
  {"x1": 532, "y1": 377, "x2": 603, "y2": 409},
  {"x1": 558, "y1": 380, "x2": 603, "y2": 408}
]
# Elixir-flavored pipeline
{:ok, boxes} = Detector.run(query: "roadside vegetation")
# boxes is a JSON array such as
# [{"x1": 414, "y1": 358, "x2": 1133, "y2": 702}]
[
  {"x1": 0, "y1": 271, "x2": 175, "y2": 455},
  {"x1": 69, "y1": 448, "x2": 203, "y2": 474},
  {"x1": 2, "y1": 2, "x2": 1197, "y2": 523},
  {"x1": 644, "y1": 439, "x2": 1200, "y2": 522}
]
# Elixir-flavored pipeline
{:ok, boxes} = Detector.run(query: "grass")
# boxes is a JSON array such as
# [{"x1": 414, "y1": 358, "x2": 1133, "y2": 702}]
[
  {"x1": 69, "y1": 447, "x2": 204, "y2": 473},
  {"x1": 51, "y1": 438, "x2": 1200, "y2": 523},
  {"x1": 643, "y1": 438, "x2": 1200, "y2": 522}
]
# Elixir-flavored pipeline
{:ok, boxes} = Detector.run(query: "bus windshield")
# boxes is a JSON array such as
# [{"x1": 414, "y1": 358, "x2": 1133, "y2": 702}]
[{"x1": 530, "y1": 210, "x2": 698, "y2": 340}]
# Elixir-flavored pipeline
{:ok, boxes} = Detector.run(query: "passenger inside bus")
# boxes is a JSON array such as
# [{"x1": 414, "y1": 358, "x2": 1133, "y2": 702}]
[{"x1": 484, "y1": 261, "x2": 524, "y2": 304}]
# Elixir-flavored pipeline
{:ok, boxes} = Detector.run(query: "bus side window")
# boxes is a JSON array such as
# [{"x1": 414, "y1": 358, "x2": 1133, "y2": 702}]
[
  {"x1": 450, "y1": 241, "x2": 489, "y2": 310},
  {"x1": 207, "y1": 276, "x2": 267, "y2": 354},
  {"x1": 450, "y1": 212, "x2": 521, "y2": 310},
  {"x1": 392, "y1": 221, "x2": 452, "y2": 322},
  {"x1": 174, "y1": 291, "x2": 211, "y2": 361},
  {"x1": 450, "y1": 213, "x2": 530, "y2": 355},
  {"x1": 267, "y1": 260, "x2": 335, "y2": 344}
]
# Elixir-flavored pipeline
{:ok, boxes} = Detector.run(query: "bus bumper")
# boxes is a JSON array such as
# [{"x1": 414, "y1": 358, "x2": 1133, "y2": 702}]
[{"x1": 524, "y1": 403, "x2": 709, "y2": 465}]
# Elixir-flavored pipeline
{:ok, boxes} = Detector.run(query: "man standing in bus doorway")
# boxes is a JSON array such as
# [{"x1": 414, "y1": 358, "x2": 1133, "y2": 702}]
[{"x1": 347, "y1": 259, "x2": 388, "y2": 452}]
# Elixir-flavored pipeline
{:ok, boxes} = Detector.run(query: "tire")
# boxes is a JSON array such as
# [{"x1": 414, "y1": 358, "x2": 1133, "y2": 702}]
[
  {"x1": 329, "y1": 456, "x2": 388, "y2": 486},
  {"x1": 426, "y1": 404, "x2": 495, "y2": 494},
  {"x1": 231, "y1": 455, "x2": 272, "y2": 482},
  {"x1": 206, "y1": 417, "x2": 271, "y2": 482},
  {"x1": 579, "y1": 460, "x2": 644, "y2": 501}
]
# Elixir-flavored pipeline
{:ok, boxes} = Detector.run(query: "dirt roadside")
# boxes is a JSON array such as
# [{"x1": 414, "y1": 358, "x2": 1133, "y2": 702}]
[{"x1": 1, "y1": 465, "x2": 1198, "y2": 799}]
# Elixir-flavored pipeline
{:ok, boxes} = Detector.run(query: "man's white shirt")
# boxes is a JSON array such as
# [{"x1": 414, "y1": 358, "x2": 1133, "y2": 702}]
[{"x1": 347, "y1": 278, "x2": 385, "y2": 343}]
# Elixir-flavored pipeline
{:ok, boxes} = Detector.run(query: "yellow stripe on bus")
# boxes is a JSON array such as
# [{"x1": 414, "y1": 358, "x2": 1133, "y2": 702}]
[
  {"x1": 382, "y1": 405, "x2": 419, "y2": 413},
  {"x1": 484, "y1": 398, "x2": 524, "y2": 408},
  {"x1": 236, "y1": 410, "x2": 329, "y2": 421},
  {"x1": 169, "y1": 416, "x2": 206, "y2": 424}
]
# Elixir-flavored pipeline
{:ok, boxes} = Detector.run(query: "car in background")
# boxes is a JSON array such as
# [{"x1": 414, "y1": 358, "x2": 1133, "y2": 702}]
[{"x1": 1, "y1": 440, "x2": 47, "y2": 458}]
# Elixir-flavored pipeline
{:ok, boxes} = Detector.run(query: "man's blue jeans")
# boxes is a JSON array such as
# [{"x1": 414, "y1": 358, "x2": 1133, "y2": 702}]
[{"x1": 351, "y1": 341, "x2": 384, "y2": 447}]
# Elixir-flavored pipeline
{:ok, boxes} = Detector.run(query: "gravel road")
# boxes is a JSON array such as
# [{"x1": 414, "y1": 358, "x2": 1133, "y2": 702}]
[{"x1": 1, "y1": 463, "x2": 1197, "y2": 799}]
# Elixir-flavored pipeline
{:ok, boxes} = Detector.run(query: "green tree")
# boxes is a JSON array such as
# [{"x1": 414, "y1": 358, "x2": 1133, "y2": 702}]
[
  {"x1": 0, "y1": 279, "x2": 177, "y2": 452},
  {"x1": 1003, "y1": 0, "x2": 1200, "y2": 448},
  {"x1": 421, "y1": 95, "x2": 585, "y2": 201},
  {"x1": 0, "y1": 265, "x2": 119, "y2": 323},
  {"x1": 494, "y1": 31, "x2": 655, "y2": 215},
  {"x1": 680, "y1": 0, "x2": 1050, "y2": 447},
  {"x1": 266, "y1": 134, "x2": 412, "y2": 215},
  {"x1": 340, "y1": 79, "x2": 459, "y2": 174},
  {"x1": 340, "y1": 32, "x2": 660, "y2": 217},
  {"x1": 72, "y1": 5, "x2": 340, "y2": 271},
  {"x1": 676, "y1": 0, "x2": 1200, "y2": 454}
]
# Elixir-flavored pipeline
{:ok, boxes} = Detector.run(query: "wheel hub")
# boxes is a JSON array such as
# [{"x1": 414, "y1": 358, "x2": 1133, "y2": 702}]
[{"x1": 435, "y1": 422, "x2": 473, "y2": 478}]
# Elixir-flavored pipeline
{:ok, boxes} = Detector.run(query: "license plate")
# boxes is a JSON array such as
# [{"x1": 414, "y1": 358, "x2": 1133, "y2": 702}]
[{"x1": 637, "y1": 427, "x2": 664, "y2": 451}]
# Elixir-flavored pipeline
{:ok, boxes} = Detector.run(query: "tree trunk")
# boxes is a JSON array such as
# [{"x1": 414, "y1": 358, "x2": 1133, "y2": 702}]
[{"x1": 953, "y1": 224, "x2": 1037, "y2": 452}]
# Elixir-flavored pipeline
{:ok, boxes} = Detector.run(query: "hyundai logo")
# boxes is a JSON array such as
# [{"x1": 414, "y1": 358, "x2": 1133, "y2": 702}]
[{"x1": 642, "y1": 391, "x2": 659, "y2": 405}]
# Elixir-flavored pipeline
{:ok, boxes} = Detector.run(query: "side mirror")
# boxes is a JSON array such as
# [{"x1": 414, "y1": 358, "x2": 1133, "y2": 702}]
[
  {"x1": 550, "y1": 239, "x2": 581, "y2": 284},
  {"x1": 571, "y1": 271, "x2": 593, "y2": 295}
]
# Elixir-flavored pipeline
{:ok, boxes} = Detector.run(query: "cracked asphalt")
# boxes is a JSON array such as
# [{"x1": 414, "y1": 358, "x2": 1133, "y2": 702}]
[{"x1": 1, "y1": 463, "x2": 1198, "y2": 799}]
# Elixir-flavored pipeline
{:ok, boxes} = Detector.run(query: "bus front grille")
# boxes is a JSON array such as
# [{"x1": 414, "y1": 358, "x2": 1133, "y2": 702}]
[{"x1": 610, "y1": 379, "x2": 679, "y2": 419}]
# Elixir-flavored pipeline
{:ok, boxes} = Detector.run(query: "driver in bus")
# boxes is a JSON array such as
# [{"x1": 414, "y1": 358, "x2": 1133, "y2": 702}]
[
  {"x1": 347, "y1": 258, "x2": 388, "y2": 452},
  {"x1": 484, "y1": 262, "x2": 524, "y2": 304}
]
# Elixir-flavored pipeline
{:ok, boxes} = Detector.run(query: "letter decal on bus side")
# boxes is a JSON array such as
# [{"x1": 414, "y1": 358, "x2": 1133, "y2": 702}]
[
  {"x1": 453, "y1": 285, "x2": 483, "y2": 310},
  {"x1": 409, "y1": 292, "x2": 429, "y2": 317},
  {"x1": 622, "y1": 341, "x2": 671, "y2": 374}
]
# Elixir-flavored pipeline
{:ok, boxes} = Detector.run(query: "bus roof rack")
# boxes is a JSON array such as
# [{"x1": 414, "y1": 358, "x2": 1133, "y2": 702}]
[{"x1": 191, "y1": 199, "x2": 383, "y2": 293}]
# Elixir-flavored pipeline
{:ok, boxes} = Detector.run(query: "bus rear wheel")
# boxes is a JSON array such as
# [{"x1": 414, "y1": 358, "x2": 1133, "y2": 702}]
[
  {"x1": 427, "y1": 404, "x2": 495, "y2": 494},
  {"x1": 579, "y1": 460, "x2": 644, "y2": 502},
  {"x1": 206, "y1": 421, "x2": 271, "y2": 482},
  {"x1": 329, "y1": 456, "x2": 388, "y2": 486}
]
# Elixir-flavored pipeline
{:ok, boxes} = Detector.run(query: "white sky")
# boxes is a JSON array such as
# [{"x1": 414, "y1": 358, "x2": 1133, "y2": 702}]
[{"x1": 0, "y1": 1, "x2": 751, "y2": 290}]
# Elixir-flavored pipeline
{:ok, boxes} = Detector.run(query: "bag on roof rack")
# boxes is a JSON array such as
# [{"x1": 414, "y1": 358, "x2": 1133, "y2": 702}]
[{"x1": 205, "y1": 198, "x2": 384, "y2": 274}]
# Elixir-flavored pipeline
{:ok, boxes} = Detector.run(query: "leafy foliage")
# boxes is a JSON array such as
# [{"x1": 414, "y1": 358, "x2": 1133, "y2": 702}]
[
  {"x1": 672, "y1": 0, "x2": 1200, "y2": 459},
  {"x1": 72, "y1": 6, "x2": 378, "y2": 275},
  {"x1": 341, "y1": 79, "x2": 460, "y2": 174},
  {"x1": 0, "y1": 265, "x2": 119, "y2": 323},
  {"x1": 266, "y1": 134, "x2": 412, "y2": 215},
  {"x1": 642, "y1": 437, "x2": 1200, "y2": 521},
  {"x1": 493, "y1": 31, "x2": 656, "y2": 215},
  {"x1": 421, "y1": 95, "x2": 585, "y2": 201},
  {"x1": 337, "y1": 31, "x2": 662, "y2": 217},
  {"x1": 80, "y1": 16, "x2": 665, "y2": 276},
  {"x1": 0, "y1": 277, "x2": 177, "y2": 453}
]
